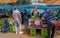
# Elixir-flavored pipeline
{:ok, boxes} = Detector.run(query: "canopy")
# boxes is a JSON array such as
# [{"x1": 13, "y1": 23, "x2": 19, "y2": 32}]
[{"x1": 0, "y1": 5, "x2": 60, "y2": 10}]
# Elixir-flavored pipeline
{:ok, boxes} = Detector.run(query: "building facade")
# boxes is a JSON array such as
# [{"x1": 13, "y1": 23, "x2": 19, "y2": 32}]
[{"x1": 31, "y1": 0, "x2": 47, "y2": 5}]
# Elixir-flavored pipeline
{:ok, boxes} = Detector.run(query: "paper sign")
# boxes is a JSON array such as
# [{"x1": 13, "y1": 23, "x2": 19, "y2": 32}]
[{"x1": 35, "y1": 20, "x2": 40, "y2": 25}]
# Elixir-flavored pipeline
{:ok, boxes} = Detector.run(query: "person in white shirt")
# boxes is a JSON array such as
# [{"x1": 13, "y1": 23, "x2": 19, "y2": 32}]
[{"x1": 12, "y1": 7, "x2": 23, "y2": 34}]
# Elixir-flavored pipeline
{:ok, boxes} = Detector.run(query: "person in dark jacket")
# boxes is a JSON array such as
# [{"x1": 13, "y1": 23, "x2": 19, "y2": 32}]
[
  {"x1": 41, "y1": 9, "x2": 56, "y2": 38},
  {"x1": 21, "y1": 11, "x2": 25, "y2": 24}
]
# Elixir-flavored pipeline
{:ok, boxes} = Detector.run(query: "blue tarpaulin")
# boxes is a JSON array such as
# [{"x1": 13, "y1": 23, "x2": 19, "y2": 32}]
[
  {"x1": 0, "y1": 5, "x2": 60, "y2": 14},
  {"x1": 0, "y1": 5, "x2": 60, "y2": 10}
]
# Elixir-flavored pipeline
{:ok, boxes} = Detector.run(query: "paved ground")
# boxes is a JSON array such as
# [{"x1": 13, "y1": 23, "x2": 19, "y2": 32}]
[
  {"x1": 55, "y1": 35, "x2": 60, "y2": 38},
  {"x1": 0, "y1": 32, "x2": 60, "y2": 38},
  {"x1": 0, "y1": 25, "x2": 60, "y2": 38},
  {"x1": 0, "y1": 32, "x2": 45, "y2": 38}
]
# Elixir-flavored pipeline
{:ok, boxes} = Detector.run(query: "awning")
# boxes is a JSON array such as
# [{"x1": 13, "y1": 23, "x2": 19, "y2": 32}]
[{"x1": 0, "y1": 5, "x2": 60, "y2": 10}]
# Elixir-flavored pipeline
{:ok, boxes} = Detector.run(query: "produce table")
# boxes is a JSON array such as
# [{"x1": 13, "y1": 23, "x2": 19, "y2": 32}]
[
  {"x1": 28, "y1": 25, "x2": 47, "y2": 29},
  {"x1": 28, "y1": 19, "x2": 48, "y2": 37}
]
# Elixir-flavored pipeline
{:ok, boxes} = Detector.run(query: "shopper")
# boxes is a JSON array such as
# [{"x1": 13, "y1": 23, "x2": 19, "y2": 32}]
[
  {"x1": 32, "y1": 9, "x2": 35, "y2": 16},
  {"x1": 21, "y1": 11, "x2": 25, "y2": 24},
  {"x1": 10, "y1": 9, "x2": 13, "y2": 16},
  {"x1": 24, "y1": 10, "x2": 29, "y2": 23},
  {"x1": 12, "y1": 7, "x2": 23, "y2": 34},
  {"x1": 41, "y1": 9, "x2": 56, "y2": 38},
  {"x1": 37, "y1": 12, "x2": 40, "y2": 17},
  {"x1": 2, "y1": 20, "x2": 9, "y2": 32},
  {"x1": 41, "y1": 9, "x2": 49, "y2": 20}
]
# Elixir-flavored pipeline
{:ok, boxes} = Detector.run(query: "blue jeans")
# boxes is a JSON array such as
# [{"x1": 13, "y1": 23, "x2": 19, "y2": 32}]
[
  {"x1": 46, "y1": 20, "x2": 56, "y2": 38},
  {"x1": 14, "y1": 20, "x2": 21, "y2": 33}
]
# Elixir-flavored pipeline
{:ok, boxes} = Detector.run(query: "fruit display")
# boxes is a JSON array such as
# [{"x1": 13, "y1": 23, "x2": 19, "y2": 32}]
[
  {"x1": 0, "y1": 18, "x2": 5, "y2": 31},
  {"x1": 2, "y1": 20, "x2": 9, "y2": 32},
  {"x1": 9, "y1": 24, "x2": 14, "y2": 32},
  {"x1": 28, "y1": 12, "x2": 48, "y2": 37},
  {"x1": 8, "y1": 18, "x2": 14, "y2": 32},
  {"x1": 0, "y1": 17, "x2": 14, "y2": 32}
]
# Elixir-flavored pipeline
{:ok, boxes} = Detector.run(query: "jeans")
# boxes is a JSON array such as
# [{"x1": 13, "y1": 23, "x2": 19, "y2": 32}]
[
  {"x1": 14, "y1": 20, "x2": 21, "y2": 33},
  {"x1": 45, "y1": 20, "x2": 56, "y2": 38}
]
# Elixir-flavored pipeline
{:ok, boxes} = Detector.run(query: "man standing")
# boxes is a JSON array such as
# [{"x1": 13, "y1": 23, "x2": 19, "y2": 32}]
[
  {"x1": 12, "y1": 7, "x2": 23, "y2": 34},
  {"x1": 41, "y1": 9, "x2": 49, "y2": 20},
  {"x1": 41, "y1": 9, "x2": 56, "y2": 38}
]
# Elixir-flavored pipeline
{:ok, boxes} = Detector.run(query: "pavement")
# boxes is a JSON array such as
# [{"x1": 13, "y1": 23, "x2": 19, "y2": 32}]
[
  {"x1": 0, "y1": 25, "x2": 60, "y2": 38},
  {"x1": 55, "y1": 35, "x2": 60, "y2": 38},
  {"x1": 0, "y1": 32, "x2": 60, "y2": 38}
]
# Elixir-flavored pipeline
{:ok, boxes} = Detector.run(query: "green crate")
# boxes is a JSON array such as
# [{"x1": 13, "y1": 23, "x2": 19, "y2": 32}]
[
  {"x1": 9, "y1": 24, "x2": 14, "y2": 32},
  {"x1": 41, "y1": 29, "x2": 48, "y2": 36},
  {"x1": 0, "y1": 26, "x2": 2, "y2": 31},
  {"x1": 0, "y1": 23, "x2": 4, "y2": 31},
  {"x1": 30, "y1": 28, "x2": 36, "y2": 36}
]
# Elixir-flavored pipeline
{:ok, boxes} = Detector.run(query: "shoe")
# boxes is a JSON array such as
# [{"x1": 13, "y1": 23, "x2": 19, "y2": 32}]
[
  {"x1": 16, "y1": 32, "x2": 18, "y2": 34},
  {"x1": 19, "y1": 31, "x2": 23, "y2": 34}
]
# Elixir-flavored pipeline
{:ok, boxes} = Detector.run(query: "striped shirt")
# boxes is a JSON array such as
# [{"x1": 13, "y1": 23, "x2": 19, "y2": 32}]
[{"x1": 44, "y1": 15, "x2": 56, "y2": 24}]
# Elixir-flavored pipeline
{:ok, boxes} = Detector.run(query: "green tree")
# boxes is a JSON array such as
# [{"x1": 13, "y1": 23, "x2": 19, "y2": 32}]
[
  {"x1": 21, "y1": 0, "x2": 28, "y2": 4},
  {"x1": 16, "y1": 0, "x2": 31, "y2": 5}
]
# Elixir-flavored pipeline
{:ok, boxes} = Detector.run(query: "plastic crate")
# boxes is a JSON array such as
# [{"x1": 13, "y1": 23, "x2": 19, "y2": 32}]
[
  {"x1": 0, "y1": 26, "x2": 2, "y2": 31},
  {"x1": 57, "y1": 21, "x2": 60, "y2": 26},
  {"x1": 30, "y1": 28, "x2": 36, "y2": 36},
  {"x1": 41, "y1": 29, "x2": 48, "y2": 36},
  {"x1": 9, "y1": 24, "x2": 14, "y2": 32}
]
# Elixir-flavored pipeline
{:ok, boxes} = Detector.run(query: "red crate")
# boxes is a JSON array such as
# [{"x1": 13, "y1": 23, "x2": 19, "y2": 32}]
[{"x1": 57, "y1": 21, "x2": 60, "y2": 26}]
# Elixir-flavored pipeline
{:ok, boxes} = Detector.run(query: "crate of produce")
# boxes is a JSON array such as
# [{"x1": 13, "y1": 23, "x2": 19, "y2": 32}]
[
  {"x1": 0, "y1": 19, "x2": 4, "y2": 31},
  {"x1": 57, "y1": 21, "x2": 60, "y2": 26},
  {"x1": 0, "y1": 25, "x2": 3, "y2": 31},
  {"x1": 30, "y1": 28, "x2": 36, "y2": 36},
  {"x1": 41, "y1": 29, "x2": 48, "y2": 36},
  {"x1": 8, "y1": 18, "x2": 14, "y2": 32},
  {"x1": 0, "y1": 23, "x2": 4, "y2": 30},
  {"x1": 9, "y1": 24, "x2": 14, "y2": 32}
]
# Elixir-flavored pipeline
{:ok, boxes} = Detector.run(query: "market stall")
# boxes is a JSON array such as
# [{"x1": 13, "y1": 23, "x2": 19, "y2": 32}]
[
  {"x1": 0, "y1": 5, "x2": 60, "y2": 37},
  {"x1": 28, "y1": 16, "x2": 48, "y2": 37}
]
